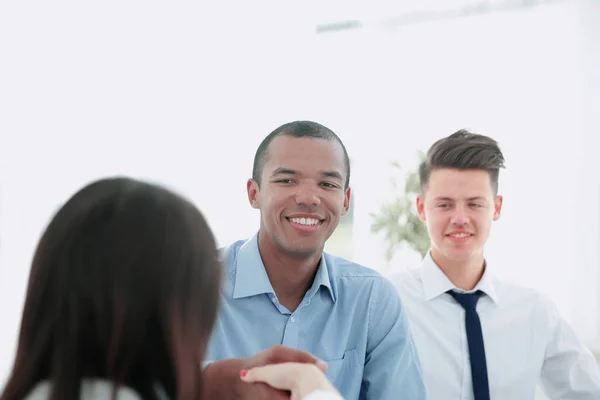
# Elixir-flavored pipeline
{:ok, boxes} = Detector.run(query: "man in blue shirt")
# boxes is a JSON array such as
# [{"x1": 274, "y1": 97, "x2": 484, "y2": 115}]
[{"x1": 206, "y1": 120, "x2": 426, "y2": 400}]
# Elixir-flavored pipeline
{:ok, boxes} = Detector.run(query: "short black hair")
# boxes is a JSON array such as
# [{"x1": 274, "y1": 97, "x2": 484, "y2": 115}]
[
  {"x1": 252, "y1": 120, "x2": 351, "y2": 189},
  {"x1": 419, "y1": 129, "x2": 506, "y2": 194}
]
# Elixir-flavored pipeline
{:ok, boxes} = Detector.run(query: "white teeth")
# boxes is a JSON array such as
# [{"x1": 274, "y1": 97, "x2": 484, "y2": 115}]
[
  {"x1": 290, "y1": 217, "x2": 320, "y2": 226},
  {"x1": 450, "y1": 233, "x2": 471, "y2": 238}
]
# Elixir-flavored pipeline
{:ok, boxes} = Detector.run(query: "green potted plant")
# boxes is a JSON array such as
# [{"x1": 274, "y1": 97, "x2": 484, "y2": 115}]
[{"x1": 370, "y1": 152, "x2": 430, "y2": 261}]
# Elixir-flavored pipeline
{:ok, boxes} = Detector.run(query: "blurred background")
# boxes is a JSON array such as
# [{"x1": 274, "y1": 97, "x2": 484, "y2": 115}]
[{"x1": 1, "y1": 1, "x2": 598, "y2": 398}]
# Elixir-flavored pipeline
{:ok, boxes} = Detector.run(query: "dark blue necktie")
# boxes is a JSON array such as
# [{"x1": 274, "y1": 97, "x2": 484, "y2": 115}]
[{"x1": 447, "y1": 290, "x2": 490, "y2": 400}]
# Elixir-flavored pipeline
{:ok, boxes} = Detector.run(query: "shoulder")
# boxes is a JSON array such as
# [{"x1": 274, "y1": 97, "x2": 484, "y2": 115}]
[
  {"x1": 492, "y1": 277, "x2": 563, "y2": 324},
  {"x1": 324, "y1": 253, "x2": 399, "y2": 298},
  {"x1": 388, "y1": 267, "x2": 421, "y2": 293},
  {"x1": 324, "y1": 252, "x2": 386, "y2": 282},
  {"x1": 493, "y1": 277, "x2": 554, "y2": 306},
  {"x1": 218, "y1": 239, "x2": 246, "y2": 261},
  {"x1": 217, "y1": 239, "x2": 248, "y2": 272},
  {"x1": 24, "y1": 380, "x2": 144, "y2": 400},
  {"x1": 385, "y1": 267, "x2": 428, "y2": 309}
]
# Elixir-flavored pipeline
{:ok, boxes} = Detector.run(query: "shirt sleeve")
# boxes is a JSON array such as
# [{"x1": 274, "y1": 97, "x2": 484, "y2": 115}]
[
  {"x1": 361, "y1": 277, "x2": 427, "y2": 400},
  {"x1": 538, "y1": 296, "x2": 600, "y2": 399},
  {"x1": 302, "y1": 389, "x2": 345, "y2": 400}
]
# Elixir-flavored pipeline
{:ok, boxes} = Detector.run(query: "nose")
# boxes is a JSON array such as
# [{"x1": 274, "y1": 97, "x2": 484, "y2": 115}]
[
  {"x1": 450, "y1": 205, "x2": 470, "y2": 226},
  {"x1": 294, "y1": 184, "x2": 321, "y2": 207}
]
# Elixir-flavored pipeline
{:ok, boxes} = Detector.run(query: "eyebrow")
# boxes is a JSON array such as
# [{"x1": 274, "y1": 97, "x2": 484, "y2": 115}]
[
  {"x1": 271, "y1": 168, "x2": 343, "y2": 181},
  {"x1": 434, "y1": 196, "x2": 488, "y2": 202},
  {"x1": 321, "y1": 170, "x2": 343, "y2": 181},
  {"x1": 271, "y1": 168, "x2": 296, "y2": 176}
]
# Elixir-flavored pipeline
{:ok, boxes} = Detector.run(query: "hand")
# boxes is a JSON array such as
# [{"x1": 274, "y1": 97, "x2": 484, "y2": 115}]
[
  {"x1": 244, "y1": 345, "x2": 328, "y2": 373},
  {"x1": 240, "y1": 362, "x2": 340, "y2": 400},
  {"x1": 202, "y1": 345, "x2": 326, "y2": 400}
]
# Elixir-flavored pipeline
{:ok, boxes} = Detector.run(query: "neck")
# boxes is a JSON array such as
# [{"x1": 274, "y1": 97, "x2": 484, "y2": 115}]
[
  {"x1": 257, "y1": 232, "x2": 322, "y2": 312},
  {"x1": 430, "y1": 249, "x2": 485, "y2": 291}
]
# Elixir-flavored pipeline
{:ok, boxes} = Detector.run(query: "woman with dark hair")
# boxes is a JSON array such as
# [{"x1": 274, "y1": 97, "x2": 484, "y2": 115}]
[
  {"x1": 1, "y1": 177, "x2": 220, "y2": 400},
  {"x1": 0, "y1": 177, "x2": 341, "y2": 400}
]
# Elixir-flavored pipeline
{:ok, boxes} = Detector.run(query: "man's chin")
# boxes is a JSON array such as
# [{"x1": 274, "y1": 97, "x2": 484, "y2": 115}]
[
  {"x1": 290, "y1": 248, "x2": 322, "y2": 260},
  {"x1": 432, "y1": 245, "x2": 469, "y2": 259},
  {"x1": 279, "y1": 242, "x2": 323, "y2": 259},
  {"x1": 445, "y1": 247, "x2": 482, "y2": 262}
]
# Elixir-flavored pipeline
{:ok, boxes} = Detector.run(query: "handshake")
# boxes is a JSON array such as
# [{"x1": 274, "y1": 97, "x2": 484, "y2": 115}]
[{"x1": 202, "y1": 345, "x2": 340, "y2": 400}]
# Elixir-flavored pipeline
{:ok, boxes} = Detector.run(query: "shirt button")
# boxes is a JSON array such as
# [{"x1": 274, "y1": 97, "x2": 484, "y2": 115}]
[{"x1": 290, "y1": 316, "x2": 295, "y2": 323}]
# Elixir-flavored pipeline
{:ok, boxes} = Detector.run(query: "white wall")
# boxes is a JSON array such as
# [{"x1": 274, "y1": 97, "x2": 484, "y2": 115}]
[
  {"x1": 309, "y1": 1, "x2": 599, "y2": 350},
  {"x1": 0, "y1": 0, "x2": 597, "y2": 387},
  {"x1": 0, "y1": 0, "x2": 319, "y2": 383},
  {"x1": 572, "y1": 0, "x2": 600, "y2": 350}
]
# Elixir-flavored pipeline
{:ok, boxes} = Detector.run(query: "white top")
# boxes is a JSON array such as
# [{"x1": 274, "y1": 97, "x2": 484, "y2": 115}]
[
  {"x1": 24, "y1": 380, "x2": 344, "y2": 399},
  {"x1": 303, "y1": 389, "x2": 345, "y2": 400},
  {"x1": 393, "y1": 253, "x2": 600, "y2": 400},
  {"x1": 24, "y1": 380, "x2": 151, "y2": 400}
]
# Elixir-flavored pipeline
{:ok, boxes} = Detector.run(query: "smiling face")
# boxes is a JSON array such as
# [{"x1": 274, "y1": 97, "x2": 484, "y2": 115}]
[
  {"x1": 416, "y1": 168, "x2": 503, "y2": 267},
  {"x1": 247, "y1": 136, "x2": 351, "y2": 258}
]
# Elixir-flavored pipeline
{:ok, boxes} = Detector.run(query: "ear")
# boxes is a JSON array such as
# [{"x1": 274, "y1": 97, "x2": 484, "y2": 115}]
[
  {"x1": 247, "y1": 179, "x2": 260, "y2": 209},
  {"x1": 493, "y1": 194, "x2": 503, "y2": 221},
  {"x1": 341, "y1": 187, "x2": 351, "y2": 216},
  {"x1": 416, "y1": 194, "x2": 427, "y2": 222}
]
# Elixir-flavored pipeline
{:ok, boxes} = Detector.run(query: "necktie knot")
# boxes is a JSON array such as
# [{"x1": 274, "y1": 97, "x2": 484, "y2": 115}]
[{"x1": 447, "y1": 290, "x2": 482, "y2": 311}]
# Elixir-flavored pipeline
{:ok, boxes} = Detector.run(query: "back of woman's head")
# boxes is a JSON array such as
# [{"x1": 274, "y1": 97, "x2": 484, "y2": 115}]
[{"x1": 1, "y1": 177, "x2": 222, "y2": 400}]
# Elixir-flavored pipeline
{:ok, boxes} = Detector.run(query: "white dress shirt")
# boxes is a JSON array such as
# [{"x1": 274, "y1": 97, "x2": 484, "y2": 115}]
[
  {"x1": 393, "y1": 253, "x2": 600, "y2": 400},
  {"x1": 304, "y1": 389, "x2": 345, "y2": 400}
]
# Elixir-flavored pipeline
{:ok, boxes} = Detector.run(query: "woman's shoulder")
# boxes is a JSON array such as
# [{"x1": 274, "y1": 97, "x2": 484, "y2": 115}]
[{"x1": 24, "y1": 380, "x2": 143, "y2": 400}]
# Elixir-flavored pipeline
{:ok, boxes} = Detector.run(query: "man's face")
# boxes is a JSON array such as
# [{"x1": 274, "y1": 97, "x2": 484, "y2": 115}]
[
  {"x1": 416, "y1": 168, "x2": 502, "y2": 266},
  {"x1": 247, "y1": 136, "x2": 351, "y2": 257}
]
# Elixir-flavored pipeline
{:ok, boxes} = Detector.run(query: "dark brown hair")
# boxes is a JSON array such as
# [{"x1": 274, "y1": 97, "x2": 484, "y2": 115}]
[
  {"x1": 252, "y1": 120, "x2": 351, "y2": 189},
  {"x1": 419, "y1": 129, "x2": 506, "y2": 194},
  {"x1": 0, "y1": 177, "x2": 222, "y2": 400}
]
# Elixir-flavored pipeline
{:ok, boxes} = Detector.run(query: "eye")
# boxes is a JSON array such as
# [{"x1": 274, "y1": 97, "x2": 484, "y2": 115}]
[
  {"x1": 436, "y1": 203, "x2": 449, "y2": 209},
  {"x1": 470, "y1": 203, "x2": 483, "y2": 208},
  {"x1": 320, "y1": 182, "x2": 339, "y2": 189},
  {"x1": 275, "y1": 179, "x2": 294, "y2": 184}
]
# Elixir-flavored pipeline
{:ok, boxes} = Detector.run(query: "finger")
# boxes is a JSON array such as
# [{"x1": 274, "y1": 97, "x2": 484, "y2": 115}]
[
  {"x1": 239, "y1": 380, "x2": 291, "y2": 399},
  {"x1": 241, "y1": 364, "x2": 293, "y2": 390},
  {"x1": 268, "y1": 345, "x2": 324, "y2": 367},
  {"x1": 315, "y1": 359, "x2": 328, "y2": 372}
]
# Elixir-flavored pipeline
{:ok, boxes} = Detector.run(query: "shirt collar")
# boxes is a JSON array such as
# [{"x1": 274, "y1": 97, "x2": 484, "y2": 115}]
[
  {"x1": 308, "y1": 254, "x2": 336, "y2": 302},
  {"x1": 232, "y1": 232, "x2": 335, "y2": 302},
  {"x1": 419, "y1": 251, "x2": 499, "y2": 304}
]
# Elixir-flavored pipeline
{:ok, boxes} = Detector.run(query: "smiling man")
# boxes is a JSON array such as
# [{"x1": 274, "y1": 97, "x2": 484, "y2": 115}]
[
  {"x1": 206, "y1": 121, "x2": 426, "y2": 400},
  {"x1": 393, "y1": 130, "x2": 600, "y2": 399}
]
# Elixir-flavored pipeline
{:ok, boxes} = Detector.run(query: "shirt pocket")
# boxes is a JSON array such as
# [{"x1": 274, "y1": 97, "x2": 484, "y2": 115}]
[{"x1": 322, "y1": 348, "x2": 360, "y2": 384}]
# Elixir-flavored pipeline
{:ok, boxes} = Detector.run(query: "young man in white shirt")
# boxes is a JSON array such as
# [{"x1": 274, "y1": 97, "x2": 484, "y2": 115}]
[{"x1": 393, "y1": 130, "x2": 600, "y2": 400}]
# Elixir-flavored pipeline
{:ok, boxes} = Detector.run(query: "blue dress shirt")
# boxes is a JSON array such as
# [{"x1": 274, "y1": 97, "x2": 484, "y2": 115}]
[{"x1": 206, "y1": 234, "x2": 426, "y2": 400}]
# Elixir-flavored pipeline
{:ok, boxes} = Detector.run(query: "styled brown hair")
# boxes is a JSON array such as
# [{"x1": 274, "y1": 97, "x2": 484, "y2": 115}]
[
  {"x1": 419, "y1": 129, "x2": 506, "y2": 194},
  {"x1": 0, "y1": 177, "x2": 222, "y2": 400}
]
